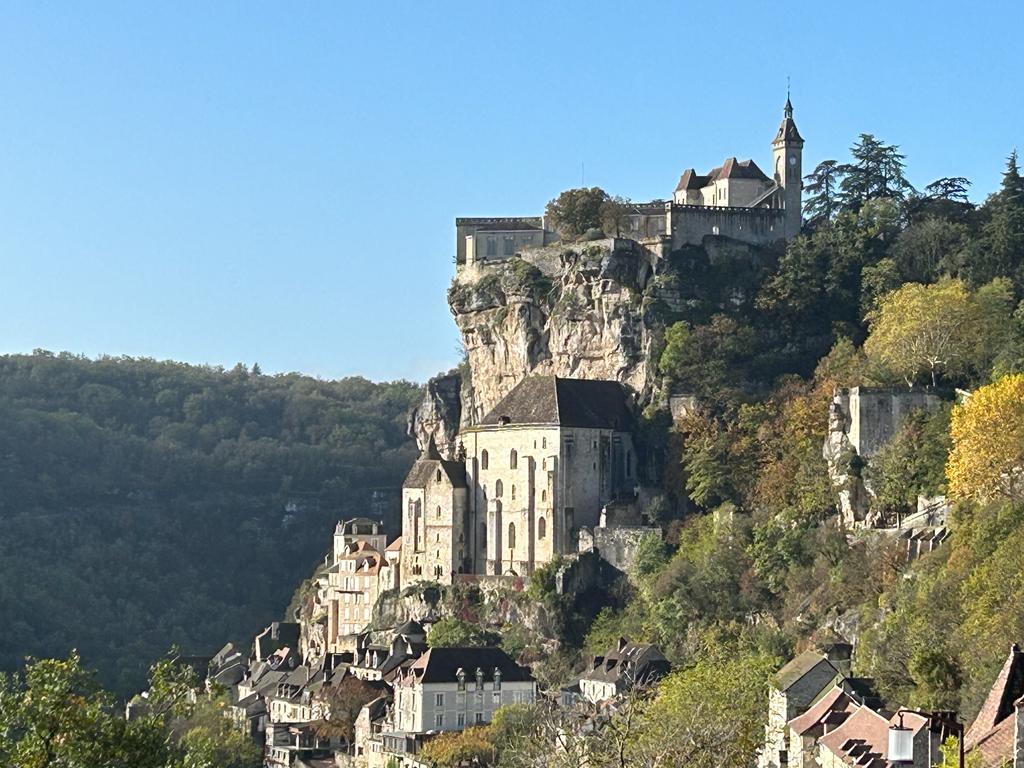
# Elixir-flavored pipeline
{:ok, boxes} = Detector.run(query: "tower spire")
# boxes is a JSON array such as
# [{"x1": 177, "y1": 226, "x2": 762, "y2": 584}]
[{"x1": 784, "y1": 77, "x2": 793, "y2": 118}]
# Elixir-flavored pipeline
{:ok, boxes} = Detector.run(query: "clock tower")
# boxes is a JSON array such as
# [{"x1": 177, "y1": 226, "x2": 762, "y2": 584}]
[{"x1": 772, "y1": 96, "x2": 804, "y2": 238}]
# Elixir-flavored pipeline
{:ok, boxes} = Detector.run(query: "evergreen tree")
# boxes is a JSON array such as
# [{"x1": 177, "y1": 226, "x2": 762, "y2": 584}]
[
  {"x1": 975, "y1": 151, "x2": 1024, "y2": 286},
  {"x1": 802, "y1": 160, "x2": 843, "y2": 227},
  {"x1": 837, "y1": 134, "x2": 914, "y2": 211}
]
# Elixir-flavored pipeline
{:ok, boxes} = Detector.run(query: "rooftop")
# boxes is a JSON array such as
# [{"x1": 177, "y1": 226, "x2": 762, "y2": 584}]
[{"x1": 477, "y1": 376, "x2": 635, "y2": 430}]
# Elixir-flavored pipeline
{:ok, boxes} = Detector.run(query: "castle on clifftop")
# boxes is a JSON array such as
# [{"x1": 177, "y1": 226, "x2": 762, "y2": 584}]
[{"x1": 455, "y1": 98, "x2": 804, "y2": 267}]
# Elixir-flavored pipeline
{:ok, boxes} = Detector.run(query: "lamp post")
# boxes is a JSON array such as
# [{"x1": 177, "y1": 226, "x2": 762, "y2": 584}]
[{"x1": 887, "y1": 709, "x2": 964, "y2": 768}]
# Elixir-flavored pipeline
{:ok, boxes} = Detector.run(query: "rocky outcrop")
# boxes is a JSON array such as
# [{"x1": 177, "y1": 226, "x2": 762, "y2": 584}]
[
  {"x1": 408, "y1": 372, "x2": 462, "y2": 456},
  {"x1": 448, "y1": 239, "x2": 666, "y2": 425}
]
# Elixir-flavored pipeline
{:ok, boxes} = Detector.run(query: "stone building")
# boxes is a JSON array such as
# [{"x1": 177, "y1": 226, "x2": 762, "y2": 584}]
[
  {"x1": 321, "y1": 518, "x2": 400, "y2": 650},
  {"x1": 460, "y1": 375, "x2": 637, "y2": 577},
  {"x1": 399, "y1": 439, "x2": 470, "y2": 586},
  {"x1": 759, "y1": 650, "x2": 844, "y2": 768},
  {"x1": 400, "y1": 375, "x2": 638, "y2": 585},
  {"x1": 386, "y1": 647, "x2": 535, "y2": 742},
  {"x1": 576, "y1": 637, "x2": 670, "y2": 704},
  {"x1": 455, "y1": 98, "x2": 804, "y2": 269}
]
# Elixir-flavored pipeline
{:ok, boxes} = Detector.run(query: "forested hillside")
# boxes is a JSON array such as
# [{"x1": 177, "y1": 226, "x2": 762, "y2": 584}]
[{"x1": 0, "y1": 354, "x2": 420, "y2": 696}]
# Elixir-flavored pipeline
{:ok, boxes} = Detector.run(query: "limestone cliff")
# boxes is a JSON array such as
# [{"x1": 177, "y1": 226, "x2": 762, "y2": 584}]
[
  {"x1": 408, "y1": 235, "x2": 778, "y2": 451},
  {"x1": 448, "y1": 239, "x2": 665, "y2": 427}
]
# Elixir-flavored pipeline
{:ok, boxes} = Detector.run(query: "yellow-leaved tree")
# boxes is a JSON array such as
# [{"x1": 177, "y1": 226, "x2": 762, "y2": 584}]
[
  {"x1": 947, "y1": 373, "x2": 1024, "y2": 501},
  {"x1": 864, "y1": 278, "x2": 1013, "y2": 387}
]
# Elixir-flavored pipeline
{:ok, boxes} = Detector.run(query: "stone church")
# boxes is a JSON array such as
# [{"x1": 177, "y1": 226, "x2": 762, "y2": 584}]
[{"x1": 400, "y1": 375, "x2": 637, "y2": 585}]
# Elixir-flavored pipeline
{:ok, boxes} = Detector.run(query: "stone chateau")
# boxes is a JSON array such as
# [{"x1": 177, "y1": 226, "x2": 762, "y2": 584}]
[{"x1": 454, "y1": 98, "x2": 804, "y2": 270}]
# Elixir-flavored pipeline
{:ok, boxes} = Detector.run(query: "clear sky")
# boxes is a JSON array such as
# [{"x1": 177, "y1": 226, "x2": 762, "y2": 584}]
[{"x1": 1, "y1": 2, "x2": 1021, "y2": 382}]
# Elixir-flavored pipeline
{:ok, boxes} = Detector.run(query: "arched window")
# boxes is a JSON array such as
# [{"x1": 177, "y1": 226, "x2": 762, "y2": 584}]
[
  {"x1": 437, "y1": 505, "x2": 442, "y2": 518},
  {"x1": 541, "y1": 489, "x2": 547, "y2": 502},
  {"x1": 542, "y1": 437, "x2": 547, "y2": 449},
  {"x1": 436, "y1": 468, "x2": 442, "y2": 482},
  {"x1": 481, "y1": 450, "x2": 489, "y2": 470},
  {"x1": 538, "y1": 516, "x2": 546, "y2": 539},
  {"x1": 509, "y1": 450, "x2": 517, "y2": 469},
  {"x1": 511, "y1": 485, "x2": 516, "y2": 500},
  {"x1": 508, "y1": 522, "x2": 516, "y2": 550},
  {"x1": 495, "y1": 479, "x2": 503, "y2": 498}
]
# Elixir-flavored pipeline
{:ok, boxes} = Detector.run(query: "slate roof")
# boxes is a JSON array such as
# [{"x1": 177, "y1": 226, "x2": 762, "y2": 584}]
[
  {"x1": 774, "y1": 650, "x2": 841, "y2": 692},
  {"x1": 403, "y1": 647, "x2": 533, "y2": 685},
  {"x1": 583, "y1": 638, "x2": 670, "y2": 686},
  {"x1": 787, "y1": 686, "x2": 859, "y2": 736},
  {"x1": 966, "y1": 643, "x2": 1024, "y2": 756},
  {"x1": 775, "y1": 99, "x2": 804, "y2": 144},
  {"x1": 478, "y1": 376, "x2": 634, "y2": 430},
  {"x1": 675, "y1": 158, "x2": 770, "y2": 192}
]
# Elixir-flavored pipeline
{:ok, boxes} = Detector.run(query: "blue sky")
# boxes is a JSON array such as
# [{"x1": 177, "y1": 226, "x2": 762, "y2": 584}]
[{"x1": 1, "y1": 1, "x2": 1021, "y2": 382}]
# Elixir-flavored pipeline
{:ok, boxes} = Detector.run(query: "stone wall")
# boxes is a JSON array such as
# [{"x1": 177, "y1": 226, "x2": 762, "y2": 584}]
[
  {"x1": 668, "y1": 203, "x2": 787, "y2": 248},
  {"x1": 589, "y1": 525, "x2": 659, "y2": 574}
]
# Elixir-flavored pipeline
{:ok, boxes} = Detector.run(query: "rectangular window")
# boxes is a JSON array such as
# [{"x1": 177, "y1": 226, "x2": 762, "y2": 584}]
[
  {"x1": 435, "y1": 713, "x2": 444, "y2": 728},
  {"x1": 457, "y1": 713, "x2": 465, "y2": 727},
  {"x1": 492, "y1": 692, "x2": 501, "y2": 705},
  {"x1": 503, "y1": 236, "x2": 515, "y2": 256},
  {"x1": 475, "y1": 712, "x2": 484, "y2": 724},
  {"x1": 435, "y1": 693, "x2": 444, "y2": 707},
  {"x1": 486, "y1": 237, "x2": 497, "y2": 257}
]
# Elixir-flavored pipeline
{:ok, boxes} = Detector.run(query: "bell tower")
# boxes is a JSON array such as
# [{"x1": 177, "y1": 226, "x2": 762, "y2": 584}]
[{"x1": 772, "y1": 95, "x2": 804, "y2": 238}]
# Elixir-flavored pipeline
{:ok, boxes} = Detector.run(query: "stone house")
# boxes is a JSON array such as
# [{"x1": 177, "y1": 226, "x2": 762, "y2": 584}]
[
  {"x1": 965, "y1": 643, "x2": 1024, "y2": 767},
  {"x1": 815, "y1": 705, "x2": 934, "y2": 768},
  {"x1": 323, "y1": 533, "x2": 399, "y2": 650},
  {"x1": 577, "y1": 637, "x2": 670, "y2": 704},
  {"x1": 759, "y1": 650, "x2": 844, "y2": 768}
]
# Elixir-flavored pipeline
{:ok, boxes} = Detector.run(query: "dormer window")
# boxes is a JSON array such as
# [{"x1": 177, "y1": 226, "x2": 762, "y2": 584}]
[
  {"x1": 476, "y1": 667, "x2": 484, "y2": 690},
  {"x1": 493, "y1": 668, "x2": 502, "y2": 690},
  {"x1": 499, "y1": 415, "x2": 511, "y2": 425},
  {"x1": 457, "y1": 668, "x2": 466, "y2": 691}
]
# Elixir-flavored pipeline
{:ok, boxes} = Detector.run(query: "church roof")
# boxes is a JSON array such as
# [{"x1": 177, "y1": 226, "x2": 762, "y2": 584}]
[
  {"x1": 477, "y1": 376, "x2": 634, "y2": 430},
  {"x1": 403, "y1": 456, "x2": 466, "y2": 489}
]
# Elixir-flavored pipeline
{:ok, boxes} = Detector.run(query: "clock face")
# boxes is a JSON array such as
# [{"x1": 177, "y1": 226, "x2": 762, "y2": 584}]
[{"x1": 789, "y1": 156, "x2": 797, "y2": 166}]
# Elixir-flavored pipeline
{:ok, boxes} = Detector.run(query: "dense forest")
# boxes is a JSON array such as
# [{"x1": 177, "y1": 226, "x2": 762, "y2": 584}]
[{"x1": 0, "y1": 354, "x2": 420, "y2": 696}]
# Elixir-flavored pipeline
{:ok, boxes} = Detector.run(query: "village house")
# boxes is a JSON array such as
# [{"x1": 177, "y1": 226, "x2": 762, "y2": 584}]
[
  {"x1": 320, "y1": 517, "x2": 401, "y2": 651},
  {"x1": 381, "y1": 647, "x2": 536, "y2": 766},
  {"x1": 573, "y1": 637, "x2": 670, "y2": 704}
]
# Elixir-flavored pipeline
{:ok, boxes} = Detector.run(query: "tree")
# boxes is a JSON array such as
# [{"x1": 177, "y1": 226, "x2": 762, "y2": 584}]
[
  {"x1": 975, "y1": 151, "x2": 1024, "y2": 285},
  {"x1": 925, "y1": 177, "x2": 972, "y2": 203},
  {"x1": 890, "y1": 217, "x2": 970, "y2": 282},
  {"x1": 545, "y1": 187, "x2": 609, "y2": 238},
  {"x1": 803, "y1": 159, "x2": 843, "y2": 226},
  {"x1": 313, "y1": 674, "x2": 380, "y2": 745},
  {"x1": 419, "y1": 725, "x2": 496, "y2": 767},
  {"x1": 947, "y1": 373, "x2": 1024, "y2": 502},
  {"x1": 838, "y1": 134, "x2": 914, "y2": 211},
  {"x1": 0, "y1": 652, "x2": 169, "y2": 768},
  {"x1": 426, "y1": 617, "x2": 499, "y2": 648},
  {"x1": 599, "y1": 196, "x2": 634, "y2": 238},
  {"x1": 863, "y1": 278, "x2": 1013, "y2": 386}
]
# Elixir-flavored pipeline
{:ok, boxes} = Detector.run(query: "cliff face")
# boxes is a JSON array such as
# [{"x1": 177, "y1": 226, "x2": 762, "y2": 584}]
[
  {"x1": 409, "y1": 236, "x2": 777, "y2": 454},
  {"x1": 450, "y1": 239, "x2": 665, "y2": 425}
]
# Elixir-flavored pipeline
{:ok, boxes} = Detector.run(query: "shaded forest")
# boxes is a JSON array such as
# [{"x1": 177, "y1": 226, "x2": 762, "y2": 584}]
[{"x1": 0, "y1": 353, "x2": 420, "y2": 696}]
